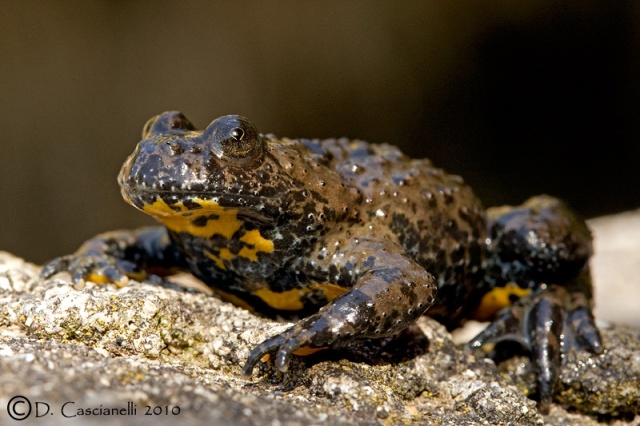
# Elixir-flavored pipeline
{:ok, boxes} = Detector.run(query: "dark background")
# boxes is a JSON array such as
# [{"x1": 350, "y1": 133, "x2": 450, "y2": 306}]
[{"x1": 1, "y1": 1, "x2": 639, "y2": 264}]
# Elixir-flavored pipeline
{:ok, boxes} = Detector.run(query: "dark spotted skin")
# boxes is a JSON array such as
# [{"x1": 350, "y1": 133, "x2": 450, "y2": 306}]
[{"x1": 42, "y1": 112, "x2": 602, "y2": 412}]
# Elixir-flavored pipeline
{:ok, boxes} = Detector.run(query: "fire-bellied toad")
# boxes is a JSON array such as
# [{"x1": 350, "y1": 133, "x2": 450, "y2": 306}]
[{"x1": 42, "y1": 112, "x2": 603, "y2": 411}]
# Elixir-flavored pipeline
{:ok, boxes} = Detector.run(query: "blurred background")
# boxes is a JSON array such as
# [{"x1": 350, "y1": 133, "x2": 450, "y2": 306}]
[{"x1": 1, "y1": 1, "x2": 639, "y2": 264}]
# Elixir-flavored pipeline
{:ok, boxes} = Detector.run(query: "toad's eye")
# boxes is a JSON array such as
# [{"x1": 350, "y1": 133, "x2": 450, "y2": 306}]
[
  {"x1": 206, "y1": 115, "x2": 265, "y2": 164},
  {"x1": 222, "y1": 126, "x2": 250, "y2": 157},
  {"x1": 230, "y1": 127, "x2": 244, "y2": 141}
]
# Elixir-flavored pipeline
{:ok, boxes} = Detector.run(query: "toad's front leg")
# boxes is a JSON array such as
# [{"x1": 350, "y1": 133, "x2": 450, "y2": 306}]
[
  {"x1": 41, "y1": 227, "x2": 187, "y2": 284},
  {"x1": 242, "y1": 242, "x2": 437, "y2": 376}
]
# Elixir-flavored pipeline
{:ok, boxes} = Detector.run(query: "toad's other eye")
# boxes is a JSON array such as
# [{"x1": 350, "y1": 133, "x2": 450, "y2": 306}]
[
  {"x1": 206, "y1": 115, "x2": 265, "y2": 164},
  {"x1": 142, "y1": 111, "x2": 196, "y2": 138}
]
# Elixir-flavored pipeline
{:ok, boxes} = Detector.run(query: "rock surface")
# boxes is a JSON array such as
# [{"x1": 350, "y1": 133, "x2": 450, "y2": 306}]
[{"x1": 0, "y1": 209, "x2": 638, "y2": 425}]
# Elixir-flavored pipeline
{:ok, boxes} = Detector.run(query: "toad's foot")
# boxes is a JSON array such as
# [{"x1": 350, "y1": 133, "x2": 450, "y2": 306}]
[
  {"x1": 468, "y1": 283, "x2": 602, "y2": 412},
  {"x1": 41, "y1": 253, "x2": 145, "y2": 285},
  {"x1": 41, "y1": 227, "x2": 185, "y2": 286}
]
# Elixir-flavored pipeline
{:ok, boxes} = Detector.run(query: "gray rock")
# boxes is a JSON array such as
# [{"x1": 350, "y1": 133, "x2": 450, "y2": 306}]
[{"x1": 0, "y1": 209, "x2": 638, "y2": 425}]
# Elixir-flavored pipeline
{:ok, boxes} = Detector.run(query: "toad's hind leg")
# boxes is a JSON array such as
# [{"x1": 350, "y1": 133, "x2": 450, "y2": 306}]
[
  {"x1": 469, "y1": 195, "x2": 602, "y2": 412},
  {"x1": 242, "y1": 243, "x2": 437, "y2": 376}
]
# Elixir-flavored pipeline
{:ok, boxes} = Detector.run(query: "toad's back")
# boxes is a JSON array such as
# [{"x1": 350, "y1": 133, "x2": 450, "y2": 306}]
[{"x1": 295, "y1": 137, "x2": 487, "y2": 319}]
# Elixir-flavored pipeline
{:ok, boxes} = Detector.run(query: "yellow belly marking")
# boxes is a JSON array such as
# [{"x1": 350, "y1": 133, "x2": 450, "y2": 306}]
[
  {"x1": 143, "y1": 197, "x2": 243, "y2": 239},
  {"x1": 259, "y1": 347, "x2": 328, "y2": 362},
  {"x1": 238, "y1": 230, "x2": 275, "y2": 261},
  {"x1": 252, "y1": 282, "x2": 348, "y2": 311},
  {"x1": 292, "y1": 346, "x2": 328, "y2": 356},
  {"x1": 310, "y1": 282, "x2": 348, "y2": 301},
  {"x1": 473, "y1": 283, "x2": 532, "y2": 322},
  {"x1": 143, "y1": 197, "x2": 274, "y2": 268},
  {"x1": 86, "y1": 272, "x2": 111, "y2": 284},
  {"x1": 253, "y1": 287, "x2": 306, "y2": 311}
]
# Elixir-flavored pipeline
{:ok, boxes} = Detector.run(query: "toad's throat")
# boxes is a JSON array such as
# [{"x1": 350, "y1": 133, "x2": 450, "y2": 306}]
[{"x1": 141, "y1": 198, "x2": 274, "y2": 264}]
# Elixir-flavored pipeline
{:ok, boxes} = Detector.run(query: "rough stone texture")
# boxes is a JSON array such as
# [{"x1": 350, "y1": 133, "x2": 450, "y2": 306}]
[{"x1": 0, "y1": 208, "x2": 638, "y2": 425}]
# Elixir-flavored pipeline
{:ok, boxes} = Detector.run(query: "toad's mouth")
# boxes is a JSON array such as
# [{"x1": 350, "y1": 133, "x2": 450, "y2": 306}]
[
  {"x1": 118, "y1": 163, "x2": 284, "y2": 208},
  {"x1": 121, "y1": 181, "x2": 281, "y2": 210}
]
